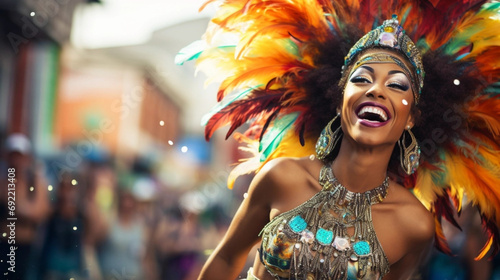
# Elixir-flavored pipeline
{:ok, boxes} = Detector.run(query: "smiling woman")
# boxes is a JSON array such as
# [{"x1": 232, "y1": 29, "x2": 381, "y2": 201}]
[
  {"x1": 243, "y1": 18, "x2": 433, "y2": 280},
  {"x1": 341, "y1": 51, "x2": 417, "y2": 154},
  {"x1": 176, "y1": 0, "x2": 500, "y2": 279}
]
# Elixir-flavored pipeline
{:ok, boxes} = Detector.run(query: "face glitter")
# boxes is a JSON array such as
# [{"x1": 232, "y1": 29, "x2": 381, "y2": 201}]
[{"x1": 402, "y1": 99, "x2": 408, "y2": 106}]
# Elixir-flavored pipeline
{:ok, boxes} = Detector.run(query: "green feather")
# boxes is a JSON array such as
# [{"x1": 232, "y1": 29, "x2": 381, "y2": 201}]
[
  {"x1": 200, "y1": 86, "x2": 261, "y2": 126},
  {"x1": 399, "y1": 6, "x2": 412, "y2": 27},
  {"x1": 175, "y1": 40, "x2": 206, "y2": 65},
  {"x1": 279, "y1": 38, "x2": 300, "y2": 57},
  {"x1": 175, "y1": 41, "x2": 236, "y2": 65},
  {"x1": 259, "y1": 113, "x2": 298, "y2": 161}
]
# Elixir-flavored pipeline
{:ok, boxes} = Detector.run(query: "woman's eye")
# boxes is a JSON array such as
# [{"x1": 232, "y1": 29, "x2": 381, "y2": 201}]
[
  {"x1": 350, "y1": 76, "x2": 371, "y2": 83},
  {"x1": 388, "y1": 83, "x2": 409, "y2": 91}
]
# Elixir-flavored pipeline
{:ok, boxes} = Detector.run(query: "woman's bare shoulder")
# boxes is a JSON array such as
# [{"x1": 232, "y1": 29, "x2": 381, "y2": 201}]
[
  {"x1": 254, "y1": 157, "x2": 321, "y2": 187},
  {"x1": 249, "y1": 157, "x2": 323, "y2": 215},
  {"x1": 388, "y1": 183, "x2": 435, "y2": 243}
]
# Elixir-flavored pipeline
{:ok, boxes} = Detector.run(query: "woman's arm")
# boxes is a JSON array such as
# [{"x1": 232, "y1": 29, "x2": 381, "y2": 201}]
[{"x1": 198, "y1": 163, "x2": 279, "y2": 280}]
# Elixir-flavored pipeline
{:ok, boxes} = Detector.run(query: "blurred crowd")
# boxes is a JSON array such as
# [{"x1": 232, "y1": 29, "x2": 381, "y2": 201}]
[
  {"x1": 0, "y1": 133, "x2": 499, "y2": 280},
  {"x1": 0, "y1": 133, "x2": 249, "y2": 280}
]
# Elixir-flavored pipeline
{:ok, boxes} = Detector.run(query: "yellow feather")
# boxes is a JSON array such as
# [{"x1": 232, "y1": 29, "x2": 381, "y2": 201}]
[
  {"x1": 455, "y1": 8, "x2": 500, "y2": 57},
  {"x1": 475, "y1": 235, "x2": 494, "y2": 261},
  {"x1": 414, "y1": 166, "x2": 444, "y2": 210},
  {"x1": 445, "y1": 150, "x2": 500, "y2": 224},
  {"x1": 226, "y1": 131, "x2": 315, "y2": 189},
  {"x1": 258, "y1": 131, "x2": 315, "y2": 170},
  {"x1": 226, "y1": 133, "x2": 262, "y2": 189}
]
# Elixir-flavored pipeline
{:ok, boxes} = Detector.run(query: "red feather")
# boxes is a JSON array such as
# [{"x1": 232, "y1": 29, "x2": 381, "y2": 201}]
[
  {"x1": 205, "y1": 92, "x2": 283, "y2": 140},
  {"x1": 434, "y1": 216, "x2": 453, "y2": 255},
  {"x1": 433, "y1": 193, "x2": 462, "y2": 232}
]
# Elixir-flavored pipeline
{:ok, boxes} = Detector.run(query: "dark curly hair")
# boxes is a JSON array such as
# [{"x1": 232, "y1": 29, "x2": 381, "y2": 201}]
[{"x1": 300, "y1": 26, "x2": 365, "y2": 137}]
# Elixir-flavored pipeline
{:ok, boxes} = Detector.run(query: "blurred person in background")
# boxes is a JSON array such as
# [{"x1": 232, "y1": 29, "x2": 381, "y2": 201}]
[
  {"x1": 37, "y1": 169, "x2": 106, "y2": 280},
  {"x1": 79, "y1": 147, "x2": 117, "y2": 279},
  {"x1": 0, "y1": 133, "x2": 50, "y2": 280},
  {"x1": 96, "y1": 180, "x2": 150, "y2": 280},
  {"x1": 151, "y1": 201, "x2": 202, "y2": 280},
  {"x1": 37, "y1": 172, "x2": 86, "y2": 279}
]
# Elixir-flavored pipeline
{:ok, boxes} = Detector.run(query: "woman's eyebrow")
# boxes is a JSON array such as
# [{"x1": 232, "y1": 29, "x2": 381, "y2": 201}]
[
  {"x1": 360, "y1": 65, "x2": 374, "y2": 73},
  {"x1": 388, "y1": 70, "x2": 406, "y2": 75}
]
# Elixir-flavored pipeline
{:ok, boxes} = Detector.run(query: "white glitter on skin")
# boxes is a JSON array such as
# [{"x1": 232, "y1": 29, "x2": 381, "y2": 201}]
[{"x1": 402, "y1": 99, "x2": 409, "y2": 106}]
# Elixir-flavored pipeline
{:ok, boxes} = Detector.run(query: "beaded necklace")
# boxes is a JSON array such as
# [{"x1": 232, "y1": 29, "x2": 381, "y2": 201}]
[{"x1": 259, "y1": 164, "x2": 390, "y2": 279}]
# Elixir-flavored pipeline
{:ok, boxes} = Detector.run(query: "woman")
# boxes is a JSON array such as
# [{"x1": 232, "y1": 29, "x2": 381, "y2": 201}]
[
  {"x1": 177, "y1": 0, "x2": 500, "y2": 279},
  {"x1": 198, "y1": 17, "x2": 434, "y2": 279}
]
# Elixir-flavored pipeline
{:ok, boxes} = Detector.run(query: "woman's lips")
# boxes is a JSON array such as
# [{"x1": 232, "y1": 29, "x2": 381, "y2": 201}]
[{"x1": 355, "y1": 102, "x2": 391, "y2": 128}]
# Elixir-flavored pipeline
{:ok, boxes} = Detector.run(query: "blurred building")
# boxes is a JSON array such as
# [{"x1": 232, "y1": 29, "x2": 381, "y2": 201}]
[
  {"x1": 0, "y1": 0, "x2": 245, "y2": 219},
  {"x1": 0, "y1": 0, "x2": 230, "y2": 176},
  {"x1": 0, "y1": 0, "x2": 88, "y2": 153},
  {"x1": 53, "y1": 48, "x2": 182, "y2": 157}
]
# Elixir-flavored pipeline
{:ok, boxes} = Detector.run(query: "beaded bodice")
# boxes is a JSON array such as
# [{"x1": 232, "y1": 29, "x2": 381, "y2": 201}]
[{"x1": 259, "y1": 164, "x2": 390, "y2": 279}]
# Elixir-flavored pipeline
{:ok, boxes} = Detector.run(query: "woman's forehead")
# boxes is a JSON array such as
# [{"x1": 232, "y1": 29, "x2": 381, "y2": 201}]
[{"x1": 355, "y1": 63, "x2": 408, "y2": 74}]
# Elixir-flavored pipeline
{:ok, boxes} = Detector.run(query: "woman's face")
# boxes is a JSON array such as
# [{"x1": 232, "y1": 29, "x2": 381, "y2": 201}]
[{"x1": 340, "y1": 51, "x2": 415, "y2": 148}]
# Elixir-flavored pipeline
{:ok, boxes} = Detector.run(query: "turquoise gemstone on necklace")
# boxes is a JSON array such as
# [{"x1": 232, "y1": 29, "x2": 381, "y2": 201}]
[
  {"x1": 316, "y1": 228, "x2": 333, "y2": 245},
  {"x1": 289, "y1": 215, "x2": 307, "y2": 233},
  {"x1": 353, "y1": 241, "x2": 371, "y2": 256}
]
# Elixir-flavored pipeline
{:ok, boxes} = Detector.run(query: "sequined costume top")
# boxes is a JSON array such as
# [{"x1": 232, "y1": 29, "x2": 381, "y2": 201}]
[{"x1": 258, "y1": 165, "x2": 390, "y2": 280}]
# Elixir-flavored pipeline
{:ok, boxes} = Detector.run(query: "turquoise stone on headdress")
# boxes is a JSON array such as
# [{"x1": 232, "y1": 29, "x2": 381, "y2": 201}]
[{"x1": 343, "y1": 15, "x2": 424, "y2": 96}]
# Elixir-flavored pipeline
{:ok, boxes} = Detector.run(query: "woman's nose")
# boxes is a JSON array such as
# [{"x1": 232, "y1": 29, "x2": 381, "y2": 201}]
[{"x1": 365, "y1": 82, "x2": 387, "y2": 100}]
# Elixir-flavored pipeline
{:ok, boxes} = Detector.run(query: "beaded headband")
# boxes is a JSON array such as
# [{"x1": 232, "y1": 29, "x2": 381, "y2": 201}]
[{"x1": 343, "y1": 15, "x2": 424, "y2": 102}]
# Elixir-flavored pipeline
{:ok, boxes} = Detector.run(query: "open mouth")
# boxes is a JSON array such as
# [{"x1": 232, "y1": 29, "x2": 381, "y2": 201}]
[{"x1": 355, "y1": 102, "x2": 391, "y2": 124}]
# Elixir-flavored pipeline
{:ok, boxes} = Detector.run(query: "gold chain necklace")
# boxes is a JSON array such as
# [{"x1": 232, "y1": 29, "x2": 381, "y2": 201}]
[{"x1": 260, "y1": 164, "x2": 390, "y2": 279}]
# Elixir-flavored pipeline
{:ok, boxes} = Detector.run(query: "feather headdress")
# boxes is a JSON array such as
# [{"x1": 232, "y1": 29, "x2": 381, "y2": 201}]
[{"x1": 177, "y1": 0, "x2": 500, "y2": 259}]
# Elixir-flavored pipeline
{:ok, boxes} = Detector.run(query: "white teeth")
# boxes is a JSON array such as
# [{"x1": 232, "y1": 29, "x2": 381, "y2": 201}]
[{"x1": 358, "y1": 106, "x2": 388, "y2": 121}]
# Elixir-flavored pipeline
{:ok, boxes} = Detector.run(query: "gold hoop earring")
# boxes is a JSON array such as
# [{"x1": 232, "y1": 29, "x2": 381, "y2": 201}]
[
  {"x1": 398, "y1": 128, "x2": 420, "y2": 175},
  {"x1": 315, "y1": 114, "x2": 343, "y2": 160}
]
